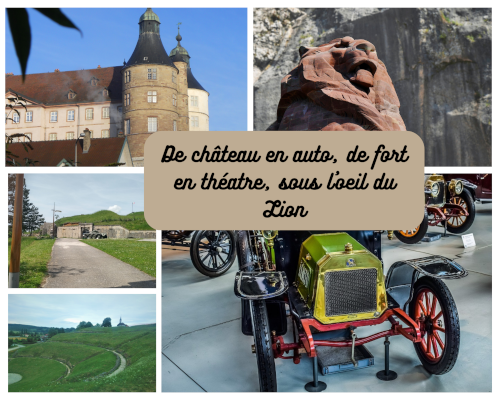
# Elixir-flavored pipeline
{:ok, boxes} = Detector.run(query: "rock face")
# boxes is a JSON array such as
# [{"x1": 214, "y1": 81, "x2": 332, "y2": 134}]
[{"x1": 254, "y1": 8, "x2": 492, "y2": 166}]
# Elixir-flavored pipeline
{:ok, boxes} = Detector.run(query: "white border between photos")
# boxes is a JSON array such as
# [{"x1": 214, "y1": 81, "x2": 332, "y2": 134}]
[{"x1": 2, "y1": 0, "x2": 497, "y2": 398}]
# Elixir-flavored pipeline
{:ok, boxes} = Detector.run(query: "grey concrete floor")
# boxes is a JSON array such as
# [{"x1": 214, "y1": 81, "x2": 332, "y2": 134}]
[
  {"x1": 162, "y1": 204, "x2": 491, "y2": 392},
  {"x1": 43, "y1": 238, "x2": 156, "y2": 288}
]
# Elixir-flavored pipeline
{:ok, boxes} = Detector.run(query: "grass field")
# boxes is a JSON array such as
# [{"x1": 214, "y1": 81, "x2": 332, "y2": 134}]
[
  {"x1": 9, "y1": 358, "x2": 67, "y2": 392},
  {"x1": 8, "y1": 325, "x2": 156, "y2": 392},
  {"x1": 56, "y1": 210, "x2": 153, "y2": 231},
  {"x1": 7, "y1": 237, "x2": 55, "y2": 288},
  {"x1": 81, "y1": 240, "x2": 156, "y2": 277}
]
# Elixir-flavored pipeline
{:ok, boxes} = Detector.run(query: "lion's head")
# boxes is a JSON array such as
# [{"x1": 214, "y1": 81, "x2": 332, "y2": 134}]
[{"x1": 272, "y1": 36, "x2": 406, "y2": 131}]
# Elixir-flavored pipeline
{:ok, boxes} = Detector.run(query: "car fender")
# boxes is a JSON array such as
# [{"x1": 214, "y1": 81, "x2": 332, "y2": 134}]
[
  {"x1": 385, "y1": 255, "x2": 467, "y2": 313},
  {"x1": 234, "y1": 271, "x2": 288, "y2": 300}
]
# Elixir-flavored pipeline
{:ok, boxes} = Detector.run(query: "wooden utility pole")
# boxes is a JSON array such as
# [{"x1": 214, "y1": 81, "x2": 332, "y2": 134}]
[{"x1": 9, "y1": 174, "x2": 24, "y2": 288}]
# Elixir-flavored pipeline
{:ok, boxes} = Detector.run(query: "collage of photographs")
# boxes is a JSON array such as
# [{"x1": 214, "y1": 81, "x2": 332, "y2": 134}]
[{"x1": 4, "y1": 5, "x2": 493, "y2": 395}]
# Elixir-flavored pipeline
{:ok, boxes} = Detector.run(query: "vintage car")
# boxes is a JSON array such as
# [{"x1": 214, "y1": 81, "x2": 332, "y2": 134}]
[
  {"x1": 442, "y1": 174, "x2": 492, "y2": 204},
  {"x1": 82, "y1": 229, "x2": 107, "y2": 239},
  {"x1": 162, "y1": 230, "x2": 236, "y2": 277},
  {"x1": 393, "y1": 174, "x2": 477, "y2": 244},
  {"x1": 234, "y1": 230, "x2": 467, "y2": 392}
]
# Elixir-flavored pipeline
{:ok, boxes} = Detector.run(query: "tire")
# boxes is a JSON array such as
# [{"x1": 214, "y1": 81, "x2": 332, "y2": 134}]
[
  {"x1": 409, "y1": 277, "x2": 460, "y2": 375},
  {"x1": 445, "y1": 189, "x2": 476, "y2": 234},
  {"x1": 250, "y1": 300, "x2": 277, "y2": 392},
  {"x1": 236, "y1": 230, "x2": 255, "y2": 272},
  {"x1": 190, "y1": 230, "x2": 237, "y2": 277},
  {"x1": 394, "y1": 209, "x2": 429, "y2": 244}
]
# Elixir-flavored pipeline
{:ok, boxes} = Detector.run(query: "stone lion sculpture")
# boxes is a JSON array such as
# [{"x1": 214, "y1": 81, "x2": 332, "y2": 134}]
[{"x1": 268, "y1": 36, "x2": 406, "y2": 131}]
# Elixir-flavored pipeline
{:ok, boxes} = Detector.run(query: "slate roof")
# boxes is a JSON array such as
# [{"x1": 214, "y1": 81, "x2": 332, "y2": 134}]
[
  {"x1": 6, "y1": 66, "x2": 123, "y2": 106},
  {"x1": 6, "y1": 137, "x2": 128, "y2": 167},
  {"x1": 187, "y1": 67, "x2": 207, "y2": 93},
  {"x1": 125, "y1": 33, "x2": 176, "y2": 68}
]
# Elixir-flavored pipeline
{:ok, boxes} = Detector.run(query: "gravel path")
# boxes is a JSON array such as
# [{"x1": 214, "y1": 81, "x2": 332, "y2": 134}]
[
  {"x1": 8, "y1": 344, "x2": 25, "y2": 352},
  {"x1": 8, "y1": 373, "x2": 22, "y2": 385},
  {"x1": 43, "y1": 238, "x2": 155, "y2": 288},
  {"x1": 106, "y1": 350, "x2": 126, "y2": 378}
]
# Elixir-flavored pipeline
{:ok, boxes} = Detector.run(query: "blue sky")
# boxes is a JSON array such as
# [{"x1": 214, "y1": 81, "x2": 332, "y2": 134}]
[
  {"x1": 9, "y1": 294, "x2": 156, "y2": 328},
  {"x1": 5, "y1": 8, "x2": 247, "y2": 131},
  {"x1": 23, "y1": 174, "x2": 144, "y2": 221}
]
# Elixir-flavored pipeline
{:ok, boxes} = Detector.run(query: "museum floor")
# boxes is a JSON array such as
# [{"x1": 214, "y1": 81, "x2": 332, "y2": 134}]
[{"x1": 161, "y1": 203, "x2": 492, "y2": 392}]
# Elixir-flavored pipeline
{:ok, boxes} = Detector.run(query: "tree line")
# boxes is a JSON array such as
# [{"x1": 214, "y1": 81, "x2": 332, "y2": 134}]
[{"x1": 76, "y1": 317, "x2": 112, "y2": 329}]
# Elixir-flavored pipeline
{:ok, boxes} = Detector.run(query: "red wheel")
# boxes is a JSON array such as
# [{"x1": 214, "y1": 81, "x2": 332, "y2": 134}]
[
  {"x1": 410, "y1": 277, "x2": 460, "y2": 375},
  {"x1": 414, "y1": 288, "x2": 446, "y2": 362}
]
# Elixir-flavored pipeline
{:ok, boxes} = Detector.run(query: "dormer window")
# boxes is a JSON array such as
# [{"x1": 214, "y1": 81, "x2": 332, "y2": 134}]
[
  {"x1": 102, "y1": 88, "x2": 109, "y2": 97},
  {"x1": 68, "y1": 90, "x2": 76, "y2": 99},
  {"x1": 90, "y1": 77, "x2": 99, "y2": 86},
  {"x1": 144, "y1": 57, "x2": 148, "y2": 61}
]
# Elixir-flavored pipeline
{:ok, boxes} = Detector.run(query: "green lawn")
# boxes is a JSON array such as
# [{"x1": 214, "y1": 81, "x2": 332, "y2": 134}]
[
  {"x1": 9, "y1": 325, "x2": 156, "y2": 392},
  {"x1": 14, "y1": 342, "x2": 106, "y2": 367},
  {"x1": 66, "y1": 351, "x2": 117, "y2": 382},
  {"x1": 7, "y1": 237, "x2": 55, "y2": 288},
  {"x1": 9, "y1": 357, "x2": 67, "y2": 392},
  {"x1": 57, "y1": 210, "x2": 153, "y2": 231},
  {"x1": 80, "y1": 240, "x2": 156, "y2": 277}
]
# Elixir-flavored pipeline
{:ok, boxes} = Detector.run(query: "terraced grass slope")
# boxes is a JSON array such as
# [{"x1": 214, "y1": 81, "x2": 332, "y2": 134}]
[
  {"x1": 56, "y1": 211, "x2": 153, "y2": 231},
  {"x1": 8, "y1": 325, "x2": 155, "y2": 392}
]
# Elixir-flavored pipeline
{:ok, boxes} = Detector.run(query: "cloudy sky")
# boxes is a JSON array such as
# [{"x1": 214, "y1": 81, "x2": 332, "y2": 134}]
[
  {"x1": 5, "y1": 8, "x2": 247, "y2": 131},
  {"x1": 9, "y1": 294, "x2": 156, "y2": 328},
  {"x1": 22, "y1": 174, "x2": 144, "y2": 221}
]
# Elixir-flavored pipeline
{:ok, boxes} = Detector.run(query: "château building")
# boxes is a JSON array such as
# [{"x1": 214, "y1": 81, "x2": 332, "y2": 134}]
[{"x1": 5, "y1": 8, "x2": 209, "y2": 167}]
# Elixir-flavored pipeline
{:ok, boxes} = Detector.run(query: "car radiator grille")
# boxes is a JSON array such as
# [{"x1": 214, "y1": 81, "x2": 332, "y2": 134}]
[{"x1": 324, "y1": 268, "x2": 378, "y2": 316}]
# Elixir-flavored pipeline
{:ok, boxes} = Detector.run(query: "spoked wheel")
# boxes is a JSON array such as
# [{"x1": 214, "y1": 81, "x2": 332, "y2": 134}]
[
  {"x1": 190, "y1": 230, "x2": 237, "y2": 277},
  {"x1": 394, "y1": 209, "x2": 429, "y2": 244},
  {"x1": 445, "y1": 190, "x2": 476, "y2": 234},
  {"x1": 410, "y1": 277, "x2": 460, "y2": 375},
  {"x1": 250, "y1": 299, "x2": 277, "y2": 392}
]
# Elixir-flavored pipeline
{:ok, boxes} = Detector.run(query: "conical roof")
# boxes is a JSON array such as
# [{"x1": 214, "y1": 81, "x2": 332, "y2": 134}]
[
  {"x1": 125, "y1": 8, "x2": 176, "y2": 68},
  {"x1": 169, "y1": 25, "x2": 191, "y2": 65},
  {"x1": 187, "y1": 67, "x2": 207, "y2": 93}
]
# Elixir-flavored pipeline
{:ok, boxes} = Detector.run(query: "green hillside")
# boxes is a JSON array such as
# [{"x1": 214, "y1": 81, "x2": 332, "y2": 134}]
[
  {"x1": 9, "y1": 325, "x2": 155, "y2": 392},
  {"x1": 55, "y1": 211, "x2": 153, "y2": 231}
]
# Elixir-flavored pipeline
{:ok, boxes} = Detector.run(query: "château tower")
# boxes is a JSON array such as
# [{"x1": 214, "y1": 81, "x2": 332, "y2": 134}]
[
  {"x1": 122, "y1": 8, "x2": 189, "y2": 166},
  {"x1": 169, "y1": 25, "x2": 209, "y2": 131}
]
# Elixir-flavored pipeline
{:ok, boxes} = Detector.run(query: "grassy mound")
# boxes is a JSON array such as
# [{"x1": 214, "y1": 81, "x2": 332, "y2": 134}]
[
  {"x1": 9, "y1": 358, "x2": 67, "y2": 392},
  {"x1": 14, "y1": 342, "x2": 106, "y2": 367},
  {"x1": 7, "y1": 237, "x2": 56, "y2": 288},
  {"x1": 82, "y1": 240, "x2": 156, "y2": 277},
  {"x1": 8, "y1": 325, "x2": 156, "y2": 392},
  {"x1": 56, "y1": 211, "x2": 153, "y2": 231}
]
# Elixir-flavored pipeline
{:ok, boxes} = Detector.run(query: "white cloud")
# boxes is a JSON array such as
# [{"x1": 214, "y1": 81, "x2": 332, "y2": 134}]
[
  {"x1": 108, "y1": 205, "x2": 121, "y2": 213},
  {"x1": 64, "y1": 318, "x2": 81, "y2": 324}
]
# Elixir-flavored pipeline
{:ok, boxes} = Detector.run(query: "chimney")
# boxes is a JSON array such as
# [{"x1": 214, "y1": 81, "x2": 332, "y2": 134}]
[
  {"x1": 83, "y1": 129, "x2": 91, "y2": 153},
  {"x1": 97, "y1": 65, "x2": 101, "y2": 68},
  {"x1": 55, "y1": 69, "x2": 60, "y2": 72},
  {"x1": 118, "y1": 130, "x2": 124, "y2": 137},
  {"x1": 6, "y1": 72, "x2": 13, "y2": 76}
]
